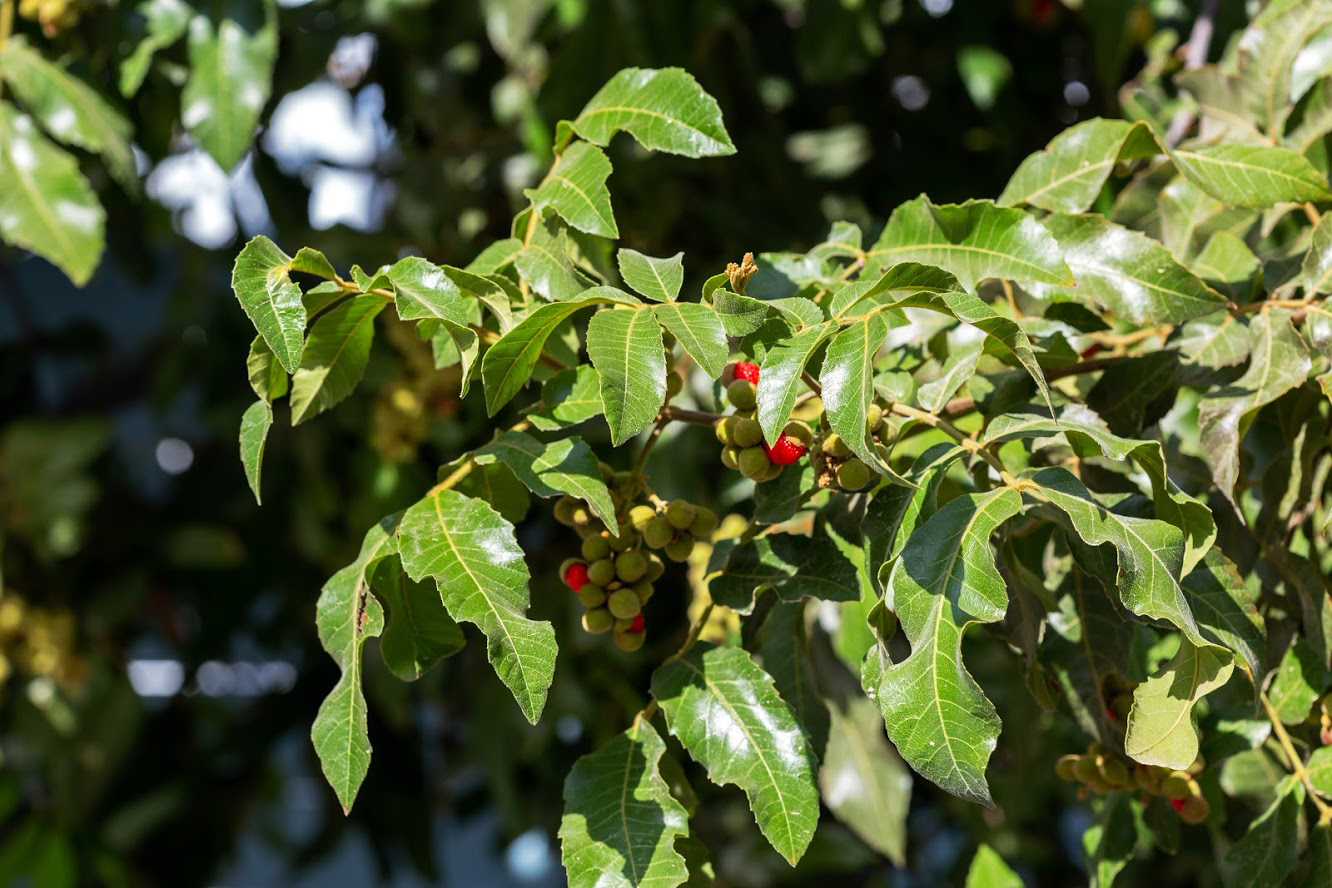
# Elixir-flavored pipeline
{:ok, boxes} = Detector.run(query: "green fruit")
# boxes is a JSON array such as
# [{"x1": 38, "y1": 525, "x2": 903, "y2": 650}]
[
  {"x1": 606, "y1": 526, "x2": 638, "y2": 551},
  {"x1": 614, "y1": 628, "x2": 646, "y2": 652},
  {"x1": 645, "y1": 555, "x2": 665, "y2": 581},
  {"x1": 608, "y1": 588, "x2": 641, "y2": 619},
  {"x1": 577, "y1": 584, "x2": 607, "y2": 608},
  {"x1": 581, "y1": 535, "x2": 611, "y2": 562},
  {"x1": 664, "y1": 534, "x2": 694, "y2": 563},
  {"x1": 689, "y1": 507, "x2": 718, "y2": 537},
  {"x1": 1176, "y1": 796, "x2": 1210, "y2": 824},
  {"x1": 666, "y1": 372, "x2": 684, "y2": 398},
  {"x1": 570, "y1": 505, "x2": 591, "y2": 527},
  {"x1": 866, "y1": 403, "x2": 883, "y2": 430},
  {"x1": 823, "y1": 433, "x2": 852, "y2": 459},
  {"x1": 643, "y1": 517, "x2": 675, "y2": 549},
  {"x1": 615, "y1": 551, "x2": 647, "y2": 582},
  {"x1": 721, "y1": 447, "x2": 740, "y2": 469},
  {"x1": 588, "y1": 559, "x2": 616, "y2": 586},
  {"x1": 782, "y1": 419, "x2": 814, "y2": 445},
  {"x1": 738, "y1": 446, "x2": 771, "y2": 481},
  {"x1": 757, "y1": 459, "x2": 784, "y2": 482},
  {"x1": 628, "y1": 504, "x2": 657, "y2": 531},
  {"x1": 715, "y1": 416, "x2": 738, "y2": 445},
  {"x1": 732, "y1": 417, "x2": 763, "y2": 448},
  {"x1": 876, "y1": 421, "x2": 898, "y2": 446},
  {"x1": 632, "y1": 580, "x2": 654, "y2": 603},
  {"x1": 1055, "y1": 755, "x2": 1080, "y2": 781},
  {"x1": 665, "y1": 499, "x2": 696, "y2": 529},
  {"x1": 1072, "y1": 755, "x2": 1100, "y2": 785},
  {"x1": 554, "y1": 496, "x2": 578, "y2": 526},
  {"x1": 1162, "y1": 772, "x2": 1195, "y2": 801},
  {"x1": 1100, "y1": 757, "x2": 1129, "y2": 788},
  {"x1": 727, "y1": 379, "x2": 757, "y2": 411},
  {"x1": 836, "y1": 458, "x2": 873, "y2": 491},
  {"x1": 582, "y1": 608, "x2": 613, "y2": 634}
]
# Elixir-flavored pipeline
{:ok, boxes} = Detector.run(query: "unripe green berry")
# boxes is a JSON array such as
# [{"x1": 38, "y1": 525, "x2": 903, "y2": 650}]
[
  {"x1": 664, "y1": 534, "x2": 695, "y2": 563},
  {"x1": 665, "y1": 499, "x2": 696, "y2": 530},
  {"x1": 615, "y1": 551, "x2": 647, "y2": 583},
  {"x1": 632, "y1": 580, "x2": 654, "y2": 603},
  {"x1": 588, "y1": 559, "x2": 616, "y2": 586},
  {"x1": 577, "y1": 584, "x2": 607, "y2": 608},
  {"x1": 666, "y1": 372, "x2": 684, "y2": 398},
  {"x1": 738, "y1": 446, "x2": 771, "y2": 481},
  {"x1": 877, "y1": 421, "x2": 898, "y2": 447},
  {"x1": 823, "y1": 432, "x2": 852, "y2": 459},
  {"x1": 1162, "y1": 772, "x2": 1194, "y2": 801},
  {"x1": 782, "y1": 419, "x2": 814, "y2": 445},
  {"x1": 581, "y1": 535, "x2": 611, "y2": 562},
  {"x1": 614, "y1": 628, "x2": 646, "y2": 652},
  {"x1": 608, "y1": 588, "x2": 641, "y2": 619},
  {"x1": 1055, "y1": 755, "x2": 1080, "y2": 781},
  {"x1": 1100, "y1": 757, "x2": 1129, "y2": 788},
  {"x1": 582, "y1": 608, "x2": 614, "y2": 634},
  {"x1": 645, "y1": 555, "x2": 665, "y2": 581},
  {"x1": 1072, "y1": 755, "x2": 1100, "y2": 785},
  {"x1": 554, "y1": 496, "x2": 578, "y2": 525},
  {"x1": 715, "y1": 416, "x2": 738, "y2": 445},
  {"x1": 628, "y1": 504, "x2": 657, "y2": 531},
  {"x1": 721, "y1": 446, "x2": 740, "y2": 470},
  {"x1": 837, "y1": 458, "x2": 873, "y2": 491},
  {"x1": 732, "y1": 417, "x2": 763, "y2": 449},
  {"x1": 756, "y1": 459, "x2": 784, "y2": 482},
  {"x1": 866, "y1": 403, "x2": 883, "y2": 430},
  {"x1": 606, "y1": 526, "x2": 638, "y2": 551},
  {"x1": 643, "y1": 517, "x2": 675, "y2": 549},
  {"x1": 727, "y1": 379, "x2": 758, "y2": 411},
  {"x1": 689, "y1": 507, "x2": 718, "y2": 537}
]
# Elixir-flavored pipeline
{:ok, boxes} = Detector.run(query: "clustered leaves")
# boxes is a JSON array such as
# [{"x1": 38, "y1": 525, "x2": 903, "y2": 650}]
[{"x1": 227, "y1": 6, "x2": 1332, "y2": 882}]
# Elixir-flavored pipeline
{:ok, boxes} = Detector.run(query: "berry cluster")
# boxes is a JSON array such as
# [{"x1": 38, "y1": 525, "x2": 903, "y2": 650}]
[
  {"x1": 715, "y1": 362, "x2": 812, "y2": 481},
  {"x1": 18, "y1": 0, "x2": 82, "y2": 36},
  {"x1": 1056, "y1": 743, "x2": 1210, "y2": 824},
  {"x1": 811, "y1": 403, "x2": 896, "y2": 492}
]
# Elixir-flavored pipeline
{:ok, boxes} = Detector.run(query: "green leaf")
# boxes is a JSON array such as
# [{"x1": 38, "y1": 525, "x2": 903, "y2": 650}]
[
  {"x1": 526, "y1": 366, "x2": 604, "y2": 431},
  {"x1": 751, "y1": 461, "x2": 817, "y2": 525},
  {"x1": 238, "y1": 400, "x2": 271, "y2": 505},
  {"x1": 1082, "y1": 794, "x2": 1135, "y2": 888},
  {"x1": 559, "y1": 716, "x2": 690, "y2": 888},
  {"x1": 386, "y1": 257, "x2": 473, "y2": 326},
  {"x1": 396, "y1": 489, "x2": 555, "y2": 724},
  {"x1": 831, "y1": 261, "x2": 962, "y2": 318},
  {"x1": 863, "y1": 197, "x2": 1071, "y2": 290},
  {"x1": 0, "y1": 37, "x2": 135, "y2": 187},
  {"x1": 516, "y1": 215, "x2": 589, "y2": 302},
  {"x1": 120, "y1": 0, "x2": 192, "y2": 96},
  {"x1": 231, "y1": 236, "x2": 307, "y2": 373},
  {"x1": 756, "y1": 602, "x2": 830, "y2": 755},
  {"x1": 1308, "y1": 747, "x2": 1332, "y2": 798},
  {"x1": 182, "y1": 3, "x2": 278, "y2": 171},
  {"x1": 1170, "y1": 144, "x2": 1332, "y2": 208},
  {"x1": 290, "y1": 296, "x2": 385, "y2": 425},
  {"x1": 998, "y1": 118, "x2": 1160, "y2": 213},
  {"x1": 1269, "y1": 638, "x2": 1326, "y2": 724},
  {"x1": 374, "y1": 562, "x2": 465, "y2": 682},
  {"x1": 820, "y1": 314, "x2": 891, "y2": 474},
  {"x1": 475, "y1": 431, "x2": 616, "y2": 527},
  {"x1": 431, "y1": 322, "x2": 481, "y2": 395},
  {"x1": 570, "y1": 67, "x2": 735, "y2": 158},
  {"x1": 708, "y1": 530, "x2": 860, "y2": 612},
  {"x1": 1032, "y1": 214, "x2": 1227, "y2": 325},
  {"x1": 1298, "y1": 211, "x2": 1332, "y2": 295},
  {"x1": 246, "y1": 335, "x2": 288, "y2": 403},
  {"x1": 652, "y1": 644, "x2": 819, "y2": 865},
  {"x1": 1124, "y1": 638, "x2": 1234, "y2": 769},
  {"x1": 757, "y1": 323, "x2": 835, "y2": 444},
  {"x1": 586, "y1": 306, "x2": 667, "y2": 445},
  {"x1": 311, "y1": 513, "x2": 401, "y2": 813},
  {"x1": 653, "y1": 303, "x2": 727, "y2": 378},
  {"x1": 1222, "y1": 777, "x2": 1304, "y2": 887},
  {"x1": 1182, "y1": 549, "x2": 1266, "y2": 690},
  {"x1": 1198, "y1": 309, "x2": 1312, "y2": 507},
  {"x1": 819, "y1": 695, "x2": 911, "y2": 866},
  {"x1": 1304, "y1": 822, "x2": 1332, "y2": 888},
  {"x1": 876, "y1": 488, "x2": 1023, "y2": 805},
  {"x1": 1177, "y1": 313, "x2": 1251, "y2": 369},
  {"x1": 0, "y1": 104, "x2": 104, "y2": 286},
  {"x1": 1191, "y1": 231, "x2": 1260, "y2": 303},
  {"x1": 526, "y1": 141, "x2": 618, "y2": 238},
  {"x1": 619, "y1": 248, "x2": 684, "y2": 303},
  {"x1": 964, "y1": 843, "x2": 1024, "y2": 888}
]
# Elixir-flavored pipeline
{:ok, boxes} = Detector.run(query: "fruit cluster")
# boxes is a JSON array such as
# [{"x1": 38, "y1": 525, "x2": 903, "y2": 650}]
[
  {"x1": 810, "y1": 403, "x2": 896, "y2": 492},
  {"x1": 18, "y1": 0, "x2": 82, "y2": 36},
  {"x1": 0, "y1": 594, "x2": 83, "y2": 687},
  {"x1": 1056, "y1": 743, "x2": 1210, "y2": 823},
  {"x1": 715, "y1": 362, "x2": 811, "y2": 481}
]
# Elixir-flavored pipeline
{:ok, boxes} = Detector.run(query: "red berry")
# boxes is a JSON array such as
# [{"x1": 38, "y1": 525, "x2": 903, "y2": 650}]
[
  {"x1": 1079, "y1": 344, "x2": 1104, "y2": 360},
  {"x1": 733, "y1": 361, "x2": 760, "y2": 384},
  {"x1": 1170, "y1": 798, "x2": 1186, "y2": 814},
  {"x1": 564, "y1": 562, "x2": 589, "y2": 591},
  {"x1": 629, "y1": 614, "x2": 645, "y2": 633},
  {"x1": 764, "y1": 434, "x2": 807, "y2": 466}
]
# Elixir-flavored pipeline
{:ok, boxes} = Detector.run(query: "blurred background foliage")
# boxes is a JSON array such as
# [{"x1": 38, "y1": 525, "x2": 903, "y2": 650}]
[{"x1": 0, "y1": 0, "x2": 1237, "y2": 885}]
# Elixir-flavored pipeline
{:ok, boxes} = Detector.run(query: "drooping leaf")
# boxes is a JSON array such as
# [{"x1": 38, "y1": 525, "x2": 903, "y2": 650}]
[
  {"x1": 586, "y1": 306, "x2": 667, "y2": 445},
  {"x1": 475, "y1": 430, "x2": 617, "y2": 527},
  {"x1": 238, "y1": 400, "x2": 272, "y2": 505},
  {"x1": 569, "y1": 67, "x2": 735, "y2": 158},
  {"x1": 1170, "y1": 144, "x2": 1332, "y2": 208},
  {"x1": 708, "y1": 532, "x2": 860, "y2": 612},
  {"x1": 1221, "y1": 777, "x2": 1304, "y2": 887},
  {"x1": 820, "y1": 314, "x2": 891, "y2": 474},
  {"x1": 526, "y1": 141, "x2": 618, "y2": 238},
  {"x1": 516, "y1": 215, "x2": 589, "y2": 302},
  {"x1": 652, "y1": 644, "x2": 819, "y2": 865},
  {"x1": 1124, "y1": 638, "x2": 1235, "y2": 769},
  {"x1": 918, "y1": 340, "x2": 983, "y2": 414},
  {"x1": 757, "y1": 322, "x2": 835, "y2": 444},
  {"x1": 374, "y1": 562, "x2": 465, "y2": 682},
  {"x1": 396, "y1": 489, "x2": 555, "y2": 724},
  {"x1": 619, "y1": 248, "x2": 684, "y2": 303},
  {"x1": 654, "y1": 303, "x2": 728, "y2": 378},
  {"x1": 430, "y1": 322, "x2": 481, "y2": 396},
  {"x1": 311, "y1": 513, "x2": 401, "y2": 812},
  {"x1": 231, "y1": 236, "x2": 307, "y2": 373},
  {"x1": 964, "y1": 843, "x2": 1024, "y2": 888},
  {"x1": 819, "y1": 695, "x2": 911, "y2": 866},
  {"x1": 386, "y1": 256, "x2": 473, "y2": 326},
  {"x1": 290, "y1": 296, "x2": 386, "y2": 425},
  {"x1": 246, "y1": 335, "x2": 288, "y2": 403},
  {"x1": 559, "y1": 716, "x2": 691, "y2": 888},
  {"x1": 876, "y1": 488, "x2": 1023, "y2": 805},
  {"x1": 863, "y1": 197, "x2": 1072, "y2": 290},
  {"x1": 998, "y1": 118, "x2": 1160, "y2": 213},
  {"x1": 182, "y1": 2, "x2": 278, "y2": 171},
  {"x1": 0, "y1": 104, "x2": 104, "y2": 286},
  {"x1": 1182, "y1": 549, "x2": 1266, "y2": 690}
]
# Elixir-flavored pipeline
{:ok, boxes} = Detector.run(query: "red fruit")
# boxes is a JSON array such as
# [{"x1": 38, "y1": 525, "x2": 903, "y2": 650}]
[
  {"x1": 733, "y1": 361, "x2": 760, "y2": 384},
  {"x1": 629, "y1": 614, "x2": 645, "y2": 633},
  {"x1": 1079, "y1": 344, "x2": 1104, "y2": 360},
  {"x1": 1170, "y1": 798, "x2": 1185, "y2": 814},
  {"x1": 764, "y1": 434, "x2": 807, "y2": 466},
  {"x1": 564, "y1": 562, "x2": 589, "y2": 591}
]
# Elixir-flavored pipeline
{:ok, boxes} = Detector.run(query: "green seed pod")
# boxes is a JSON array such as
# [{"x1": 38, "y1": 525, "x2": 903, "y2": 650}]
[
  {"x1": 577, "y1": 584, "x2": 607, "y2": 608},
  {"x1": 613, "y1": 628, "x2": 646, "y2": 652},
  {"x1": 689, "y1": 507, "x2": 718, "y2": 537},
  {"x1": 664, "y1": 534, "x2": 695, "y2": 563},
  {"x1": 721, "y1": 446, "x2": 741, "y2": 470},
  {"x1": 645, "y1": 554, "x2": 665, "y2": 582},
  {"x1": 823, "y1": 432, "x2": 852, "y2": 459},
  {"x1": 727, "y1": 379, "x2": 758, "y2": 411},
  {"x1": 643, "y1": 517, "x2": 675, "y2": 549},
  {"x1": 782, "y1": 419, "x2": 814, "y2": 445},
  {"x1": 608, "y1": 588, "x2": 641, "y2": 619},
  {"x1": 581, "y1": 535, "x2": 611, "y2": 562},
  {"x1": 632, "y1": 580, "x2": 654, "y2": 604},
  {"x1": 628, "y1": 504, "x2": 657, "y2": 531},
  {"x1": 587, "y1": 559, "x2": 616, "y2": 586},
  {"x1": 1055, "y1": 755, "x2": 1080, "y2": 782},
  {"x1": 738, "y1": 446, "x2": 772, "y2": 481},
  {"x1": 666, "y1": 372, "x2": 684, "y2": 398},
  {"x1": 553, "y1": 496, "x2": 578, "y2": 526},
  {"x1": 1176, "y1": 796, "x2": 1210, "y2": 824},
  {"x1": 837, "y1": 458, "x2": 873, "y2": 491},
  {"x1": 715, "y1": 416, "x2": 738, "y2": 445},
  {"x1": 615, "y1": 550, "x2": 647, "y2": 583},
  {"x1": 866, "y1": 403, "x2": 883, "y2": 430},
  {"x1": 732, "y1": 417, "x2": 763, "y2": 449},
  {"x1": 665, "y1": 499, "x2": 696, "y2": 530},
  {"x1": 582, "y1": 608, "x2": 614, "y2": 634}
]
